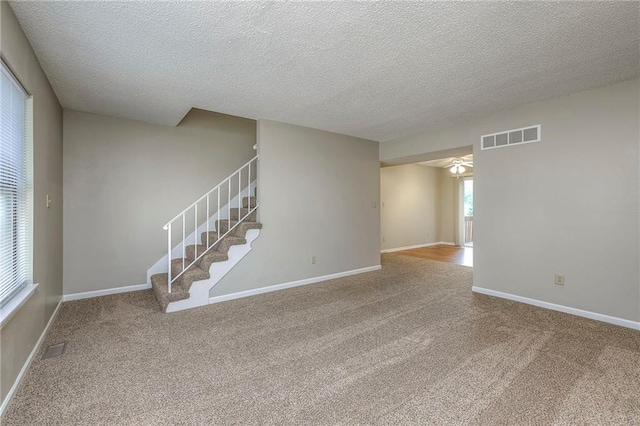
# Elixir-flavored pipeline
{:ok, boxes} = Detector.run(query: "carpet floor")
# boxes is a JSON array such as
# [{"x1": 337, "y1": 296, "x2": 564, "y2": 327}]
[{"x1": 3, "y1": 254, "x2": 639, "y2": 425}]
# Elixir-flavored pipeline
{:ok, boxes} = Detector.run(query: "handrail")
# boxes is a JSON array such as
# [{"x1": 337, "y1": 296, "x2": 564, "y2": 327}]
[
  {"x1": 162, "y1": 155, "x2": 258, "y2": 229},
  {"x1": 162, "y1": 156, "x2": 258, "y2": 292}
]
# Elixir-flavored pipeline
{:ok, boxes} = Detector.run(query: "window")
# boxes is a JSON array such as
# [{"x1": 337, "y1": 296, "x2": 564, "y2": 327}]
[{"x1": 0, "y1": 61, "x2": 32, "y2": 307}]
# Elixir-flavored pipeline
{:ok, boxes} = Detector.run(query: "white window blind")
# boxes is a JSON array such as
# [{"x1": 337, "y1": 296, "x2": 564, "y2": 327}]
[{"x1": 0, "y1": 62, "x2": 31, "y2": 307}]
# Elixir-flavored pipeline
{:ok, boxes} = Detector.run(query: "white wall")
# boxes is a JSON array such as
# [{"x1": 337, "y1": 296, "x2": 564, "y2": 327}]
[
  {"x1": 381, "y1": 79, "x2": 640, "y2": 322},
  {"x1": 63, "y1": 109, "x2": 256, "y2": 295},
  {"x1": 0, "y1": 2, "x2": 63, "y2": 405},
  {"x1": 210, "y1": 119, "x2": 380, "y2": 297},
  {"x1": 380, "y1": 164, "x2": 441, "y2": 250}
]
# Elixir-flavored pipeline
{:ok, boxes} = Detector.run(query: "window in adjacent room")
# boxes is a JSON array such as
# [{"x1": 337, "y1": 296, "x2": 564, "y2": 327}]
[{"x1": 0, "y1": 60, "x2": 33, "y2": 307}]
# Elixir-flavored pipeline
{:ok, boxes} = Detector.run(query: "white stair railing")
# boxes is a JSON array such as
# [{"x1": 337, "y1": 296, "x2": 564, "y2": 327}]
[{"x1": 162, "y1": 155, "x2": 259, "y2": 292}]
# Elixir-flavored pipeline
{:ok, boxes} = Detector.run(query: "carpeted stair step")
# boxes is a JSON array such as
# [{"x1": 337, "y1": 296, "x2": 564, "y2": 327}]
[
  {"x1": 216, "y1": 219, "x2": 238, "y2": 235},
  {"x1": 216, "y1": 218, "x2": 263, "y2": 237},
  {"x1": 201, "y1": 231, "x2": 224, "y2": 248},
  {"x1": 231, "y1": 221, "x2": 263, "y2": 238},
  {"x1": 152, "y1": 197, "x2": 262, "y2": 312},
  {"x1": 229, "y1": 207, "x2": 257, "y2": 222},
  {"x1": 186, "y1": 244, "x2": 229, "y2": 270},
  {"x1": 201, "y1": 232, "x2": 247, "y2": 255},
  {"x1": 150, "y1": 273, "x2": 189, "y2": 312},
  {"x1": 170, "y1": 258, "x2": 210, "y2": 291},
  {"x1": 216, "y1": 235, "x2": 246, "y2": 254},
  {"x1": 199, "y1": 231, "x2": 219, "y2": 248},
  {"x1": 243, "y1": 196, "x2": 257, "y2": 209}
]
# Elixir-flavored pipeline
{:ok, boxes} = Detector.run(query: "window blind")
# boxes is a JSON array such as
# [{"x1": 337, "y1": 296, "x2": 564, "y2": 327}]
[{"x1": 0, "y1": 62, "x2": 31, "y2": 307}]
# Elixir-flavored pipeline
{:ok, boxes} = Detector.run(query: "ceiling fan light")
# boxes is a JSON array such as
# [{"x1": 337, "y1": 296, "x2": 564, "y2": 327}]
[
  {"x1": 449, "y1": 166, "x2": 458, "y2": 174},
  {"x1": 458, "y1": 166, "x2": 465, "y2": 173}
]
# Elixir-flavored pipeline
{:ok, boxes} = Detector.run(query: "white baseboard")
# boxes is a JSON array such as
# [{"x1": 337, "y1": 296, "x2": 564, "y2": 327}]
[
  {"x1": 209, "y1": 265, "x2": 382, "y2": 305},
  {"x1": 0, "y1": 297, "x2": 63, "y2": 418},
  {"x1": 62, "y1": 283, "x2": 150, "y2": 302},
  {"x1": 381, "y1": 242, "x2": 456, "y2": 253},
  {"x1": 472, "y1": 286, "x2": 640, "y2": 331}
]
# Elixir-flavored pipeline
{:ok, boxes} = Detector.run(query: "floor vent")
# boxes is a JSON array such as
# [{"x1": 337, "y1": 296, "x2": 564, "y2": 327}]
[
  {"x1": 481, "y1": 125, "x2": 540, "y2": 150},
  {"x1": 43, "y1": 342, "x2": 66, "y2": 359}
]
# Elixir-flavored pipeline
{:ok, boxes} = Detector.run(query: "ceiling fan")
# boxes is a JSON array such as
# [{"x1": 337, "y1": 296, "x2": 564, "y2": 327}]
[{"x1": 447, "y1": 158, "x2": 473, "y2": 177}]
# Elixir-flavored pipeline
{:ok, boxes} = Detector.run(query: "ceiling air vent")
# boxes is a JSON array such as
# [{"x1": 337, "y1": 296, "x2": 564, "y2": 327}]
[{"x1": 481, "y1": 125, "x2": 540, "y2": 150}]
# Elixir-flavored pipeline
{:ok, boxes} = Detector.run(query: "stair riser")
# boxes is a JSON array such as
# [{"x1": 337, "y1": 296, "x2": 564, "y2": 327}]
[
  {"x1": 199, "y1": 253, "x2": 229, "y2": 271},
  {"x1": 232, "y1": 222, "x2": 263, "y2": 238},
  {"x1": 243, "y1": 197, "x2": 257, "y2": 209},
  {"x1": 200, "y1": 232, "x2": 219, "y2": 247},
  {"x1": 150, "y1": 274, "x2": 190, "y2": 312},
  {"x1": 185, "y1": 245, "x2": 206, "y2": 263},
  {"x1": 216, "y1": 220, "x2": 237, "y2": 235},
  {"x1": 170, "y1": 262, "x2": 210, "y2": 291},
  {"x1": 212, "y1": 238, "x2": 245, "y2": 254},
  {"x1": 229, "y1": 208, "x2": 257, "y2": 222},
  {"x1": 185, "y1": 244, "x2": 226, "y2": 266}
]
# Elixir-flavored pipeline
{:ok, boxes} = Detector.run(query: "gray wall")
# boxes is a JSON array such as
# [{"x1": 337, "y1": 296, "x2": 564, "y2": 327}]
[
  {"x1": 379, "y1": 164, "x2": 464, "y2": 250},
  {"x1": 382, "y1": 79, "x2": 640, "y2": 322},
  {"x1": 380, "y1": 164, "x2": 441, "y2": 250},
  {"x1": 439, "y1": 168, "x2": 457, "y2": 244},
  {"x1": 211, "y1": 119, "x2": 380, "y2": 297},
  {"x1": 0, "y1": 2, "x2": 63, "y2": 405},
  {"x1": 63, "y1": 109, "x2": 256, "y2": 295}
]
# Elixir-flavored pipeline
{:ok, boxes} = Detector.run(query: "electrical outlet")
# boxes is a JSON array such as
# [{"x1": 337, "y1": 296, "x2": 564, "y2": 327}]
[
  {"x1": 311, "y1": 256, "x2": 316, "y2": 265},
  {"x1": 554, "y1": 274, "x2": 565, "y2": 286}
]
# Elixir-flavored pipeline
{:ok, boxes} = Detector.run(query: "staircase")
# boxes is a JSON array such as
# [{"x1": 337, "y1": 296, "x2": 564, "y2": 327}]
[{"x1": 149, "y1": 156, "x2": 261, "y2": 312}]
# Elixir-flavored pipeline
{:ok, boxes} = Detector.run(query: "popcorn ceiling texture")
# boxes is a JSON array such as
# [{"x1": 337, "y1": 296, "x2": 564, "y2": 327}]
[{"x1": 8, "y1": 1, "x2": 640, "y2": 141}]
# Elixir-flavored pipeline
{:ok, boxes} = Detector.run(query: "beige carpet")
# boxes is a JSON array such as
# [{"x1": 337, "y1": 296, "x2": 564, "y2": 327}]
[{"x1": 3, "y1": 254, "x2": 639, "y2": 425}]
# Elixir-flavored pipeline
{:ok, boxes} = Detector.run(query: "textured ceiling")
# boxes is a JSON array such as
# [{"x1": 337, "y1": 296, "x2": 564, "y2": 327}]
[{"x1": 9, "y1": 1, "x2": 640, "y2": 142}]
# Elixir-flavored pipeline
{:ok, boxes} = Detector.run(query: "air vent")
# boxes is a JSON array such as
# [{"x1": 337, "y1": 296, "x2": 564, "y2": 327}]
[
  {"x1": 43, "y1": 342, "x2": 66, "y2": 359},
  {"x1": 481, "y1": 125, "x2": 540, "y2": 150}
]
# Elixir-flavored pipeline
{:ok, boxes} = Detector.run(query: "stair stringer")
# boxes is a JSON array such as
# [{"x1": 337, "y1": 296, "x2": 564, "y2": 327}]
[{"x1": 165, "y1": 228, "x2": 260, "y2": 313}]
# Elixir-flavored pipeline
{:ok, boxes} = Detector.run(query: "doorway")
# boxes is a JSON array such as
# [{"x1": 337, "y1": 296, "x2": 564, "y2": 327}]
[{"x1": 463, "y1": 178, "x2": 473, "y2": 247}]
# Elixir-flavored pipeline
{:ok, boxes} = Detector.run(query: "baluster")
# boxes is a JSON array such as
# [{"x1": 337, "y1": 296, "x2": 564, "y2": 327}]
[
  {"x1": 167, "y1": 222, "x2": 172, "y2": 293},
  {"x1": 194, "y1": 203, "x2": 198, "y2": 258},
  {"x1": 182, "y1": 213, "x2": 185, "y2": 273},
  {"x1": 206, "y1": 194, "x2": 210, "y2": 249}
]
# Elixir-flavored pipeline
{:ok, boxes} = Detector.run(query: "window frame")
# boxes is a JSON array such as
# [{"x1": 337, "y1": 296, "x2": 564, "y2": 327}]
[{"x1": 0, "y1": 58, "x2": 35, "y2": 326}]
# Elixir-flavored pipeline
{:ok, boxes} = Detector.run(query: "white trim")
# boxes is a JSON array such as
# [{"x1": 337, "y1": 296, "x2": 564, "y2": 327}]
[
  {"x1": 0, "y1": 297, "x2": 62, "y2": 418},
  {"x1": 0, "y1": 283, "x2": 38, "y2": 329},
  {"x1": 209, "y1": 265, "x2": 382, "y2": 305},
  {"x1": 472, "y1": 286, "x2": 640, "y2": 331},
  {"x1": 381, "y1": 242, "x2": 456, "y2": 253},
  {"x1": 62, "y1": 283, "x2": 150, "y2": 302}
]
